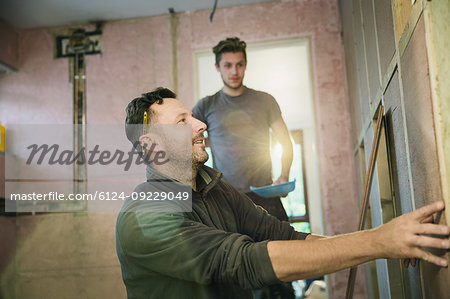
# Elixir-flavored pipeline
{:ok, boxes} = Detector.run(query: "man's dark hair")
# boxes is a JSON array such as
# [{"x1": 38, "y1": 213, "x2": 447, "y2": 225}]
[
  {"x1": 125, "y1": 87, "x2": 176, "y2": 154},
  {"x1": 212, "y1": 37, "x2": 247, "y2": 66}
]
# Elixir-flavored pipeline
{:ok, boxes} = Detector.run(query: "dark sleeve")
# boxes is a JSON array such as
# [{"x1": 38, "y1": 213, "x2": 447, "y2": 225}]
[
  {"x1": 117, "y1": 202, "x2": 281, "y2": 290},
  {"x1": 220, "y1": 180, "x2": 309, "y2": 241},
  {"x1": 192, "y1": 98, "x2": 207, "y2": 124}
]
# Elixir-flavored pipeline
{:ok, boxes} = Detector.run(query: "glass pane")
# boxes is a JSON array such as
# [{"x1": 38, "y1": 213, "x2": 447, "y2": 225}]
[
  {"x1": 272, "y1": 143, "x2": 306, "y2": 217},
  {"x1": 290, "y1": 222, "x2": 310, "y2": 233}
]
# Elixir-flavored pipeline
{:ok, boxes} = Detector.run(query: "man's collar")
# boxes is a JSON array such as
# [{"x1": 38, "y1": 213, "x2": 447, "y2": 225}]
[
  {"x1": 220, "y1": 85, "x2": 247, "y2": 98},
  {"x1": 196, "y1": 166, "x2": 221, "y2": 194}
]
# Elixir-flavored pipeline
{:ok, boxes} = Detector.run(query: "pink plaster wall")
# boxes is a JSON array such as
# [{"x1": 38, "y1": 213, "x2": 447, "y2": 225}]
[
  {"x1": 85, "y1": 15, "x2": 173, "y2": 125},
  {"x1": 0, "y1": 28, "x2": 72, "y2": 125},
  {"x1": 0, "y1": 16, "x2": 174, "y2": 126},
  {"x1": 0, "y1": 0, "x2": 360, "y2": 298}
]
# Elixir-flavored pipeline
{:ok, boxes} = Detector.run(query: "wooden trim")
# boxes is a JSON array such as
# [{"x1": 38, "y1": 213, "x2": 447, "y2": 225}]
[
  {"x1": 346, "y1": 105, "x2": 384, "y2": 299},
  {"x1": 288, "y1": 215, "x2": 309, "y2": 223}
]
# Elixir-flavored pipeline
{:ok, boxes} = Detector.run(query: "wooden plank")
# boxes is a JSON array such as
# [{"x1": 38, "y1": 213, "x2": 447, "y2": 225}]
[{"x1": 345, "y1": 105, "x2": 384, "y2": 299}]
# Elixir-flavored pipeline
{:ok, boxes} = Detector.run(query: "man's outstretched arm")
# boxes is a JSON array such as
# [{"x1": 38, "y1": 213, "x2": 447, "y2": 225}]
[
  {"x1": 271, "y1": 117, "x2": 293, "y2": 185},
  {"x1": 268, "y1": 201, "x2": 450, "y2": 282}
]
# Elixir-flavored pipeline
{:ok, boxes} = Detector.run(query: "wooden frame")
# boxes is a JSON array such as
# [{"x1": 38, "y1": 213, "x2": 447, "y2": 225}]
[{"x1": 345, "y1": 105, "x2": 384, "y2": 299}]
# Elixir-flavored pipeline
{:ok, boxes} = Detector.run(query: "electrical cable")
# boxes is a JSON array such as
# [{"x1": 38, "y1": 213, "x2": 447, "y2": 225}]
[{"x1": 209, "y1": 0, "x2": 218, "y2": 23}]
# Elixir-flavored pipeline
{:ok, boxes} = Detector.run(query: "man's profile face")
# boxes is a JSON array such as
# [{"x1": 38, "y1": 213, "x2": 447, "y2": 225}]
[
  {"x1": 215, "y1": 51, "x2": 246, "y2": 90},
  {"x1": 149, "y1": 98, "x2": 209, "y2": 165}
]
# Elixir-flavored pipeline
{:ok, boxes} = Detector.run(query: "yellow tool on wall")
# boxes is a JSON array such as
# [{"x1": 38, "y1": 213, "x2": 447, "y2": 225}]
[{"x1": 0, "y1": 124, "x2": 5, "y2": 152}]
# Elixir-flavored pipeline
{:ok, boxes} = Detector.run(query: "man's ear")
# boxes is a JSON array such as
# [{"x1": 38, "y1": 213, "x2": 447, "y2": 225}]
[
  {"x1": 139, "y1": 134, "x2": 163, "y2": 152},
  {"x1": 215, "y1": 63, "x2": 220, "y2": 72},
  {"x1": 139, "y1": 134, "x2": 151, "y2": 151}
]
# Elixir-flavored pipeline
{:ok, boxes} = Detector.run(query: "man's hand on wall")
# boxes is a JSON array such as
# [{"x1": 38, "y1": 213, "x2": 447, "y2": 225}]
[{"x1": 373, "y1": 201, "x2": 449, "y2": 267}]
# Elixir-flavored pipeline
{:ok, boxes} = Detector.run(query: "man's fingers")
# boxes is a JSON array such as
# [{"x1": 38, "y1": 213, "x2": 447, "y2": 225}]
[
  {"x1": 404, "y1": 258, "x2": 417, "y2": 267},
  {"x1": 415, "y1": 248, "x2": 448, "y2": 267},
  {"x1": 414, "y1": 223, "x2": 450, "y2": 236},
  {"x1": 411, "y1": 235, "x2": 450, "y2": 249},
  {"x1": 412, "y1": 201, "x2": 445, "y2": 221},
  {"x1": 403, "y1": 259, "x2": 410, "y2": 268}
]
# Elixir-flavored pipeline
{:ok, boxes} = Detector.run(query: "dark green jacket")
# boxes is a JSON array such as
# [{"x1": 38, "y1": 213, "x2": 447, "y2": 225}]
[{"x1": 116, "y1": 166, "x2": 308, "y2": 298}]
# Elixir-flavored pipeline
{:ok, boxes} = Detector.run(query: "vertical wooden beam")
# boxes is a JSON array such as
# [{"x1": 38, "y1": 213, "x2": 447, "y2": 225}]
[{"x1": 346, "y1": 105, "x2": 384, "y2": 299}]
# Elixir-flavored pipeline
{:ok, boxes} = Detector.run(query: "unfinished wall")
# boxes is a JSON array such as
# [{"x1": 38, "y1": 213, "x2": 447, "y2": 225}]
[
  {"x1": 420, "y1": 1, "x2": 450, "y2": 298},
  {"x1": 0, "y1": 0, "x2": 359, "y2": 298},
  {"x1": 340, "y1": 0, "x2": 450, "y2": 298},
  {"x1": 425, "y1": 0, "x2": 450, "y2": 241}
]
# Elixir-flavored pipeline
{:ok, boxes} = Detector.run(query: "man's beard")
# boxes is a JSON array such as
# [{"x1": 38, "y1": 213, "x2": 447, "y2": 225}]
[
  {"x1": 192, "y1": 134, "x2": 209, "y2": 167},
  {"x1": 192, "y1": 150, "x2": 208, "y2": 167}
]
